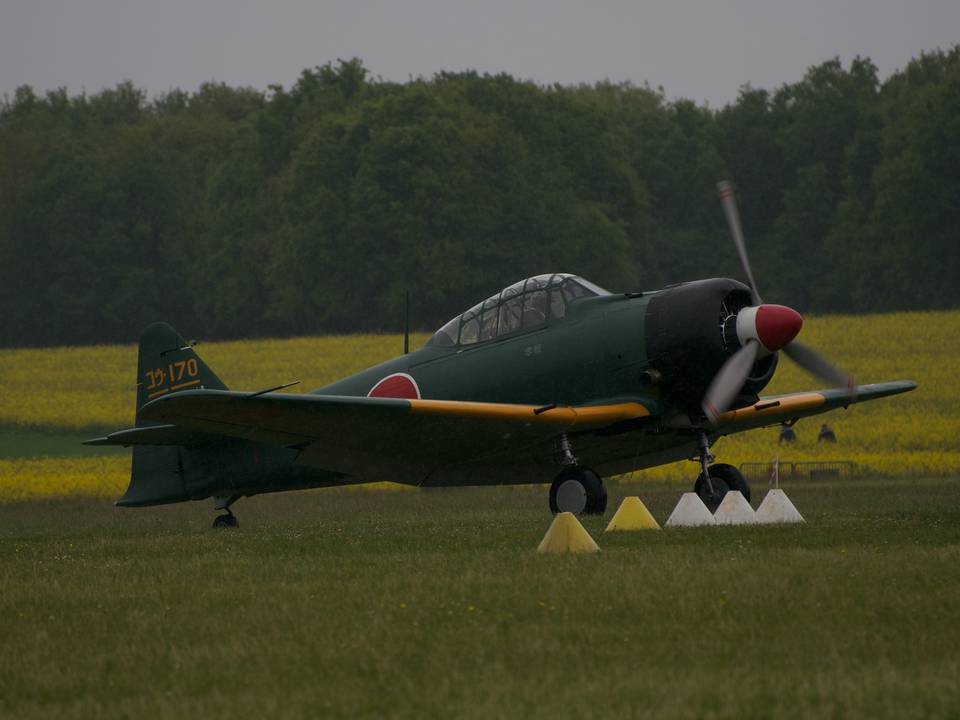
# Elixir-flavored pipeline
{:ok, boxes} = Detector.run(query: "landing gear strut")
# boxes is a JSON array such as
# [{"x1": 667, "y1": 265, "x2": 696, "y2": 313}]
[
  {"x1": 693, "y1": 432, "x2": 725, "y2": 512},
  {"x1": 691, "y1": 432, "x2": 750, "y2": 512},
  {"x1": 548, "y1": 434, "x2": 607, "y2": 515}
]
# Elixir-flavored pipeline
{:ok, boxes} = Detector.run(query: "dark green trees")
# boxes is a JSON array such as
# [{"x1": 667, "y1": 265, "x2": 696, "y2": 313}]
[{"x1": 2, "y1": 51, "x2": 958, "y2": 347}]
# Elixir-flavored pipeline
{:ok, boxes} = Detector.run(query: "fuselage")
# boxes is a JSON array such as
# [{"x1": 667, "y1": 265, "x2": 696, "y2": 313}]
[
  {"x1": 314, "y1": 276, "x2": 776, "y2": 418},
  {"x1": 317, "y1": 291, "x2": 653, "y2": 409}
]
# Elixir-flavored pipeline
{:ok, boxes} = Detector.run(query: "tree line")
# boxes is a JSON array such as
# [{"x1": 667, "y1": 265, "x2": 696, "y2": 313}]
[{"x1": 1, "y1": 50, "x2": 957, "y2": 347}]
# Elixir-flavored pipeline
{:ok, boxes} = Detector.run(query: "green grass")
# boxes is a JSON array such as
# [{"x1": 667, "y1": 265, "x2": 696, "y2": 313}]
[{"x1": 2, "y1": 478, "x2": 959, "y2": 719}]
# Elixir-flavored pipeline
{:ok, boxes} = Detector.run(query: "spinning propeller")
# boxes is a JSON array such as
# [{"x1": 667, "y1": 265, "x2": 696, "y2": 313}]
[{"x1": 702, "y1": 182, "x2": 854, "y2": 425}]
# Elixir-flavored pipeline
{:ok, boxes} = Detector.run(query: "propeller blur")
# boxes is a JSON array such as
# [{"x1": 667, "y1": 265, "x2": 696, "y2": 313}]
[{"x1": 703, "y1": 181, "x2": 854, "y2": 423}]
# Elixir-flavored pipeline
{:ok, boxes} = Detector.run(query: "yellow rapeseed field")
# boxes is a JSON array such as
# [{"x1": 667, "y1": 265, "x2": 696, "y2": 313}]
[
  {"x1": 0, "y1": 454, "x2": 407, "y2": 503},
  {"x1": 0, "y1": 333, "x2": 431, "y2": 431},
  {"x1": 0, "y1": 311, "x2": 956, "y2": 501},
  {"x1": 0, "y1": 456, "x2": 130, "y2": 502}
]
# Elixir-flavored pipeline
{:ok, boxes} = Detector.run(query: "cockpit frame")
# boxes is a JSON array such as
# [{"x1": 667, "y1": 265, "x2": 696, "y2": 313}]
[{"x1": 428, "y1": 274, "x2": 610, "y2": 348}]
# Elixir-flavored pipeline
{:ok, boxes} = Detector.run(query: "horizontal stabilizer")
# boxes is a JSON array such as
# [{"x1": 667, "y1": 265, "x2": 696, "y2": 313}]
[{"x1": 84, "y1": 424, "x2": 214, "y2": 448}]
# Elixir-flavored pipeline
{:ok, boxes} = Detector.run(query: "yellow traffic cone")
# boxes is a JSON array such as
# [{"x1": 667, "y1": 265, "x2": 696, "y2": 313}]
[
  {"x1": 604, "y1": 496, "x2": 660, "y2": 532},
  {"x1": 537, "y1": 512, "x2": 600, "y2": 554}
]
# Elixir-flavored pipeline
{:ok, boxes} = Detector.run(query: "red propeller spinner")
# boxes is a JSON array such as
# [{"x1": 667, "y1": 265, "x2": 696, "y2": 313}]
[{"x1": 736, "y1": 304, "x2": 803, "y2": 353}]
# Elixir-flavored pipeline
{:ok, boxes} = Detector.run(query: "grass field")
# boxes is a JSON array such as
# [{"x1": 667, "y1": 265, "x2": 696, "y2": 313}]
[{"x1": 2, "y1": 479, "x2": 959, "y2": 719}]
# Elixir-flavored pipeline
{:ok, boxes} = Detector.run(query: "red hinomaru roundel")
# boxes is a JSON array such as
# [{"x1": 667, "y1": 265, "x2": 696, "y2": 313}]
[{"x1": 367, "y1": 373, "x2": 421, "y2": 399}]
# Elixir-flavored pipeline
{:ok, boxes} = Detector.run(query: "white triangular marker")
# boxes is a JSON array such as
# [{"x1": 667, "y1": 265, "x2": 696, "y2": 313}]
[
  {"x1": 713, "y1": 491, "x2": 756, "y2": 525},
  {"x1": 755, "y1": 489, "x2": 805, "y2": 524},
  {"x1": 665, "y1": 493, "x2": 716, "y2": 527}
]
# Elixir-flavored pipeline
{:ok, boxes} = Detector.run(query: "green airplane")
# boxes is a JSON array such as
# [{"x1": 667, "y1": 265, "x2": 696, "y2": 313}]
[{"x1": 87, "y1": 182, "x2": 916, "y2": 527}]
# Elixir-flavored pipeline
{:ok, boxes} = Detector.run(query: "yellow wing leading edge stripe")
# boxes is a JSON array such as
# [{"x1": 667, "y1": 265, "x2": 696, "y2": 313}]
[
  {"x1": 716, "y1": 392, "x2": 826, "y2": 425},
  {"x1": 408, "y1": 393, "x2": 824, "y2": 427},
  {"x1": 408, "y1": 400, "x2": 650, "y2": 426}
]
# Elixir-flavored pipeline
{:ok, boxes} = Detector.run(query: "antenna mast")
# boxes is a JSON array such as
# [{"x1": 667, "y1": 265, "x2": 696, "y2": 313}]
[{"x1": 403, "y1": 290, "x2": 410, "y2": 355}]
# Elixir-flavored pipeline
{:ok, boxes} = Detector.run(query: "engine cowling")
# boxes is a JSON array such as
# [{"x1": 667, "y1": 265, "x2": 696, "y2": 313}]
[{"x1": 644, "y1": 278, "x2": 784, "y2": 414}]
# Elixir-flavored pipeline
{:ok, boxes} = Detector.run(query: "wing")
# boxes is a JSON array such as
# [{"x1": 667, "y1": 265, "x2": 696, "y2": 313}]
[
  {"x1": 714, "y1": 380, "x2": 917, "y2": 435},
  {"x1": 515, "y1": 380, "x2": 917, "y2": 480},
  {"x1": 91, "y1": 390, "x2": 651, "y2": 485},
  {"x1": 86, "y1": 380, "x2": 915, "y2": 486}
]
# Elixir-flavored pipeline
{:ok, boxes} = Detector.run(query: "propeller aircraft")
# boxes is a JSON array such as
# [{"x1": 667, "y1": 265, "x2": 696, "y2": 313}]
[{"x1": 87, "y1": 182, "x2": 916, "y2": 527}]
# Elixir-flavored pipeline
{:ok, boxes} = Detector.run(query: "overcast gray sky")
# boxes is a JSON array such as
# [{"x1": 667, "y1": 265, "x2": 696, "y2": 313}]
[{"x1": 2, "y1": 0, "x2": 957, "y2": 107}]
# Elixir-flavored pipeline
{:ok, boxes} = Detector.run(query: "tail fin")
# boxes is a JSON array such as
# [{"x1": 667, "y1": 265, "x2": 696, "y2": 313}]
[
  {"x1": 136, "y1": 322, "x2": 227, "y2": 415},
  {"x1": 118, "y1": 323, "x2": 227, "y2": 507}
]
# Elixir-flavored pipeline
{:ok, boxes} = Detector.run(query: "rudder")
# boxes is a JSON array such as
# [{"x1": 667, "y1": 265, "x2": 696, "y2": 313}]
[{"x1": 136, "y1": 322, "x2": 227, "y2": 414}]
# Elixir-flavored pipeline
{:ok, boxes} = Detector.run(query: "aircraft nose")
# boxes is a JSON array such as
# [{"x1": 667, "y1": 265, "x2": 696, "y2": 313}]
[{"x1": 754, "y1": 304, "x2": 803, "y2": 351}]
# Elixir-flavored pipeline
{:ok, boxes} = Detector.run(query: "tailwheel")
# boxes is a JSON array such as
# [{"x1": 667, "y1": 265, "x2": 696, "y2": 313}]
[
  {"x1": 212, "y1": 509, "x2": 239, "y2": 529},
  {"x1": 549, "y1": 466, "x2": 607, "y2": 515}
]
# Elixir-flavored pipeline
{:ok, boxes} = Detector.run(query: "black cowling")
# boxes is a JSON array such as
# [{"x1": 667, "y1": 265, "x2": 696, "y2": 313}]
[{"x1": 644, "y1": 278, "x2": 774, "y2": 415}]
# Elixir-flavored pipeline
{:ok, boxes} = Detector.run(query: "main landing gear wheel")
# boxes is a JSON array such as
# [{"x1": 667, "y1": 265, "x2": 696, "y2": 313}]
[
  {"x1": 549, "y1": 467, "x2": 607, "y2": 515},
  {"x1": 212, "y1": 510, "x2": 239, "y2": 529},
  {"x1": 694, "y1": 463, "x2": 751, "y2": 512},
  {"x1": 694, "y1": 472, "x2": 728, "y2": 513},
  {"x1": 709, "y1": 463, "x2": 751, "y2": 502},
  {"x1": 691, "y1": 432, "x2": 751, "y2": 513}
]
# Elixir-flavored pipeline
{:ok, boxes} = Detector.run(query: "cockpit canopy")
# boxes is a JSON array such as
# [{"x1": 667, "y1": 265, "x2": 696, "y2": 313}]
[{"x1": 428, "y1": 274, "x2": 610, "y2": 347}]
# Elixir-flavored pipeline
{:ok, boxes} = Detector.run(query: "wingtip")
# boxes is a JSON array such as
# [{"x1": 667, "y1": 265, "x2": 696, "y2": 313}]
[
  {"x1": 836, "y1": 379, "x2": 918, "y2": 402},
  {"x1": 872, "y1": 379, "x2": 918, "y2": 393}
]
